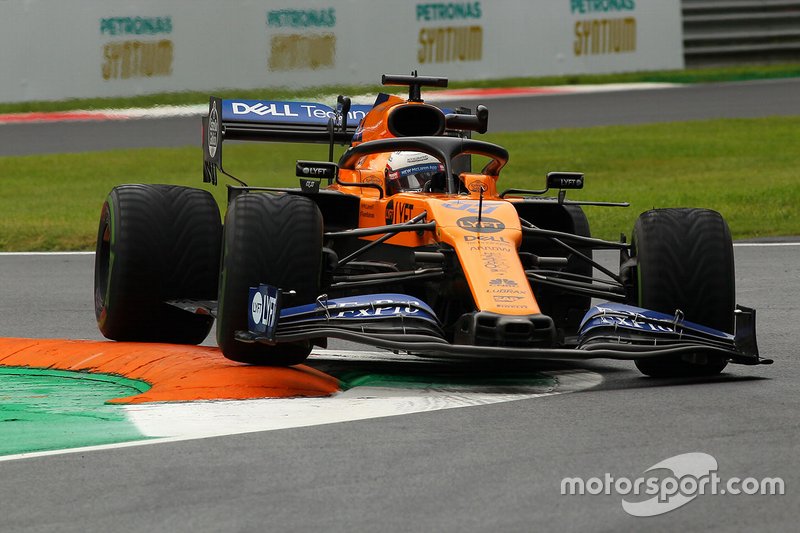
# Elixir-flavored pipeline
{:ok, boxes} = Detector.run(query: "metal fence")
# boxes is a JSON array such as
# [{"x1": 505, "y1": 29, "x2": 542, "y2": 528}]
[{"x1": 683, "y1": 0, "x2": 800, "y2": 65}]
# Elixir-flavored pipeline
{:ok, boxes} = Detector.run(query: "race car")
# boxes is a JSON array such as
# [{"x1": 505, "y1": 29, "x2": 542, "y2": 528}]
[{"x1": 93, "y1": 73, "x2": 770, "y2": 377}]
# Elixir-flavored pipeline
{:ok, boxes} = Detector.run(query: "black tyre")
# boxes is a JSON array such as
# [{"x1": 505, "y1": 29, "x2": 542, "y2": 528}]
[
  {"x1": 217, "y1": 193, "x2": 323, "y2": 366},
  {"x1": 630, "y1": 208, "x2": 734, "y2": 377},
  {"x1": 94, "y1": 184, "x2": 221, "y2": 344},
  {"x1": 517, "y1": 204, "x2": 592, "y2": 338}
]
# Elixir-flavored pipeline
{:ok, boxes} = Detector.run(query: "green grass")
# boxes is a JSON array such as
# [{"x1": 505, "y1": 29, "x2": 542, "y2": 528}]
[
  {"x1": 1, "y1": 116, "x2": 798, "y2": 251},
  {"x1": 1, "y1": 63, "x2": 799, "y2": 114}
]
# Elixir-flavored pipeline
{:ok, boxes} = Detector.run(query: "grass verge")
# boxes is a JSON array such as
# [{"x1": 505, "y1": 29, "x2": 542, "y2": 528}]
[{"x1": 1, "y1": 116, "x2": 798, "y2": 251}]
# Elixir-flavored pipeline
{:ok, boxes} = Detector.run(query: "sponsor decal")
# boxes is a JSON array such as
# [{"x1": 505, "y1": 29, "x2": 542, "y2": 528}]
[
  {"x1": 571, "y1": 0, "x2": 637, "y2": 57},
  {"x1": 579, "y1": 304, "x2": 735, "y2": 340},
  {"x1": 300, "y1": 179, "x2": 320, "y2": 193},
  {"x1": 416, "y1": 2, "x2": 483, "y2": 64},
  {"x1": 232, "y1": 102, "x2": 299, "y2": 117},
  {"x1": 268, "y1": 8, "x2": 336, "y2": 28},
  {"x1": 406, "y1": 153, "x2": 435, "y2": 163},
  {"x1": 493, "y1": 295, "x2": 524, "y2": 303},
  {"x1": 457, "y1": 216, "x2": 505, "y2": 233},
  {"x1": 585, "y1": 305, "x2": 676, "y2": 332},
  {"x1": 301, "y1": 166, "x2": 327, "y2": 176},
  {"x1": 207, "y1": 106, "x2": 219, "y2": 158},
  {"x1": 267, "y1": 8, "x2": 337, "y2": 71},
  {"x1": 269, "y1": 34, "x2": 336, "y2": 71},
  {"x1": 100, "y1": 16, "x2": 173, "y2": 81},
  {"x1": 396, "y1": 163, "x2": 443, "y2": 177},
  {"x1": 490, "y1": 278, "x2": 518, "y2": 287},
  {"x1": 360, "y1": 210, "x2": 376, "y2": 219},
  {"x1": 595, "y1": 314, "x2": 674, "y2": 332},
  {"x1": 467, "y1": 180, "x2": 487, "y2": 192},
  {"x1": 323, "y1": 297, "x2": 424, "y2": 319},
  {"x1": 296, "y1": 161, "x2": 336, "y2": 184},
  {"x1": 464, "y1": 235, "x2": 509, "y2": 243},
  {"x1": 488, "y1": 288, "x2": 526, "y2": 294},
  {"x1": 465, "y1": 233, "x2": 514, "y2": 252},
  {"x1": 469, "y1": 245, "x2": 510, "y2": 253},
  {"x1": 248, "y1": 285, "x2": 281, "y2": 340},
  {"x1": 331, "y1": 305, "x2": 419, "y2": 319},
  {"x1": 362, "y1": 176, "x2": 383, "y2": 186},
  {"x1": 419, "y1": 25, "x2": 483, "y2": 64},
  {"x1": 225, "y1": 101, "x2": 368, "y2": 124},
  {"x1": 100, "y1": 17, "x2": 173, "y2": 36},
  {"x1": 440, "y1": 200, "x2": 501, "y2": 215},
  {"x1": 574, "y1": 17, "x2": 636, "y2": 56},
  {"x1": 385, "y1": 201, "x2": 415, "y2": 224},
  {"x1": 570, "y1": 0, "x2": 635, "y2": 15},
  {"x1": 385, "y1": 199, "x2": 394, "y2": 225},
  {"x1": 480, "y1": 252, "x2": 510, "y2": 274},
  {"x1": 416, "y1": 2, "x2": 482, "y2": 21},
  {"x1": 102, "y1": 40, "x2": 173, "y2": 80}
]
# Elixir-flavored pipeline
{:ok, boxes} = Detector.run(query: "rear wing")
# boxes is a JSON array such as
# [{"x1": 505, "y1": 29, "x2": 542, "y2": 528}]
[{"x1": 202, "y1": 97, "x2": 373, "y2": 185}]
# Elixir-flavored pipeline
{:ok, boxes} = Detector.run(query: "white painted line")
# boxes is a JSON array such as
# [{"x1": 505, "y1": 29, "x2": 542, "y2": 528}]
[
  {"x1": 124, "y1": 369, "x2": 601, "y2": 440},
  {"x1": 107, "y1": 104, "x2": 207, "y2": 118},
  {"x1": 733, "y1": 242, "x2": 800, "y2": 247},
  {"x1": 0, "y1": 251, "x2": 95, "y2": 256},
  {"x1": 0, "y1": 84, "x2": 684, "y2": 124},
  {"x1": 425, "y1": 83, "x2": 682, "y2": 102},
  {"x1": 0, "y1": 369, "x2": 601, "y2": 462}
]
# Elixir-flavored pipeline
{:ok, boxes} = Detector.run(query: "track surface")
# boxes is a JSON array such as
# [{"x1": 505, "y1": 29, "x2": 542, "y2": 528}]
[
  {"x1": 1, "y1": 81, "x2": 799, "y2": 531},
  {"x1": 2, "y1": 78, "x2": 799, "y2": 156}
]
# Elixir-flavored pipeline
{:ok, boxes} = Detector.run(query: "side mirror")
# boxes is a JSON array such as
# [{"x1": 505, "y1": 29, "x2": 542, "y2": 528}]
[
  {"x1": 296, "y1": 160, "x2": 339, "y2": 191},
  {"x1": 546, "y1": 172, "x2": 584, "y2": 190}
]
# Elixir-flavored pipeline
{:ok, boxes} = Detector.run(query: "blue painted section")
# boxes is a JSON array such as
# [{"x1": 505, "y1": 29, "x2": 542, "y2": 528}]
[
  {"x1": 248, "y1": 285, "x2": 282, "y2": 340},
  {"x1": 282, "y1": 293, "x2": 438, "y2": 322},
  {"x1": 247, "y1": 290, "x2": 441, "y2": 335},
  {"x1": 579, "y1": 302, "x2": 733, "y2": 340},
  {"x1": 222, "y1": 100, "x2": 372, "y2": 126}
]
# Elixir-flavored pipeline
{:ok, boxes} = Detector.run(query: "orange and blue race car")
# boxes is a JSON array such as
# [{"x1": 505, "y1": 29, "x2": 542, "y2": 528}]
[{"x1": 93, "y1": 73, "x2": 771, "y2": 377}]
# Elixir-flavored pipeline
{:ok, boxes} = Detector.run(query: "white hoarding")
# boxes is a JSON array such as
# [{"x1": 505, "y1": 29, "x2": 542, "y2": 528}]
[{"x1": 0, "y1": 1, "x2": 683, "y2": 103}]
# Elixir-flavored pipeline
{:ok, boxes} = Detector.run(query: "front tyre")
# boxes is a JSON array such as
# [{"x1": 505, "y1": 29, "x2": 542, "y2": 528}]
[
  {"x1": 630, "y1": 208, "x2": 734, "y2": 377},
  {"x1": 216, "y1": 193, "x2": 323, "y2": 366}
]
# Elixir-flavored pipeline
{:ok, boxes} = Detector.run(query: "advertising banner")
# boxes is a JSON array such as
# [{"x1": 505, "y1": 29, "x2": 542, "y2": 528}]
[{"x1": 0, "y1": 1, "x2": 683, "y2": 103}]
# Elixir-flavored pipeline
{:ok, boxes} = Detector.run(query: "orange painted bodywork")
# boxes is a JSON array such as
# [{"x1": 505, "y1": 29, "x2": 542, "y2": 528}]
[{"x1": 328, "y1": 96, "x2": 541, "y2": 316}]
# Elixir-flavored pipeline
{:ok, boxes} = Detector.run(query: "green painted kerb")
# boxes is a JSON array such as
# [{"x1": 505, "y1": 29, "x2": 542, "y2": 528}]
[
  {"x1": 0, "y1": 367, "x2": 151, "y2": 456},
  {"x1": 338, "y1": 371, "x2": 556, "y2": 391}
]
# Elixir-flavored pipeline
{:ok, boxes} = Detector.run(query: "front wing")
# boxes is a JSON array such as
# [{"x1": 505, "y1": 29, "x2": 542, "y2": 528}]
[{"x1": 236, "y1": 286, "x2": 769, "y2": 366}]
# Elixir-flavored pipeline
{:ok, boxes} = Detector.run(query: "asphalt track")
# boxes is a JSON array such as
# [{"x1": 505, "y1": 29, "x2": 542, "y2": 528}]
[
  {"x1": 2, "y1": 78, "x2": 799, "y2": 156},
  {"x1": 1, "y1": 81, "x2": 799, "y2": 531}
]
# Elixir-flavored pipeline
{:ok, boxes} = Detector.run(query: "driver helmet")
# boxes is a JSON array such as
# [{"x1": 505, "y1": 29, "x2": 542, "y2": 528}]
[{"x1": 385, "y1": 151, "x2": 445, "y2": 194}]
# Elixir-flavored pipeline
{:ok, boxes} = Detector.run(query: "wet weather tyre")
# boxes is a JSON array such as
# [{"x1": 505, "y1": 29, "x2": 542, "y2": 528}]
[
  {"x1": 631, "y1": 208, "x2": 734, "y2": 377},
  {"x1": 94, "y1": 184, "x2": 222, "y2": 344},
  {"x1": 216, "y1": 193, "x2": 323, "y2": 366}
]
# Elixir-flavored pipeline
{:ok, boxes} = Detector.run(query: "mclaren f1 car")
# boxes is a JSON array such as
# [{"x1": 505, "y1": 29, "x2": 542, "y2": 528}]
[{"x1": 93, "y1": 73, "x2": 770, "y2": 377}]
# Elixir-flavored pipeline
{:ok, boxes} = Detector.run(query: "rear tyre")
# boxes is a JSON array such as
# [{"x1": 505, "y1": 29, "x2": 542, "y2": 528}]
[
  {"x1": 94, "y1": 184, "x2": 222, "y2": 344},
  {"x1": 630, "y1": 208, "x2": 734, "y2": 377},
  {"x1": 216, "y1": 193, "x2": 323, "y2": 366}
]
